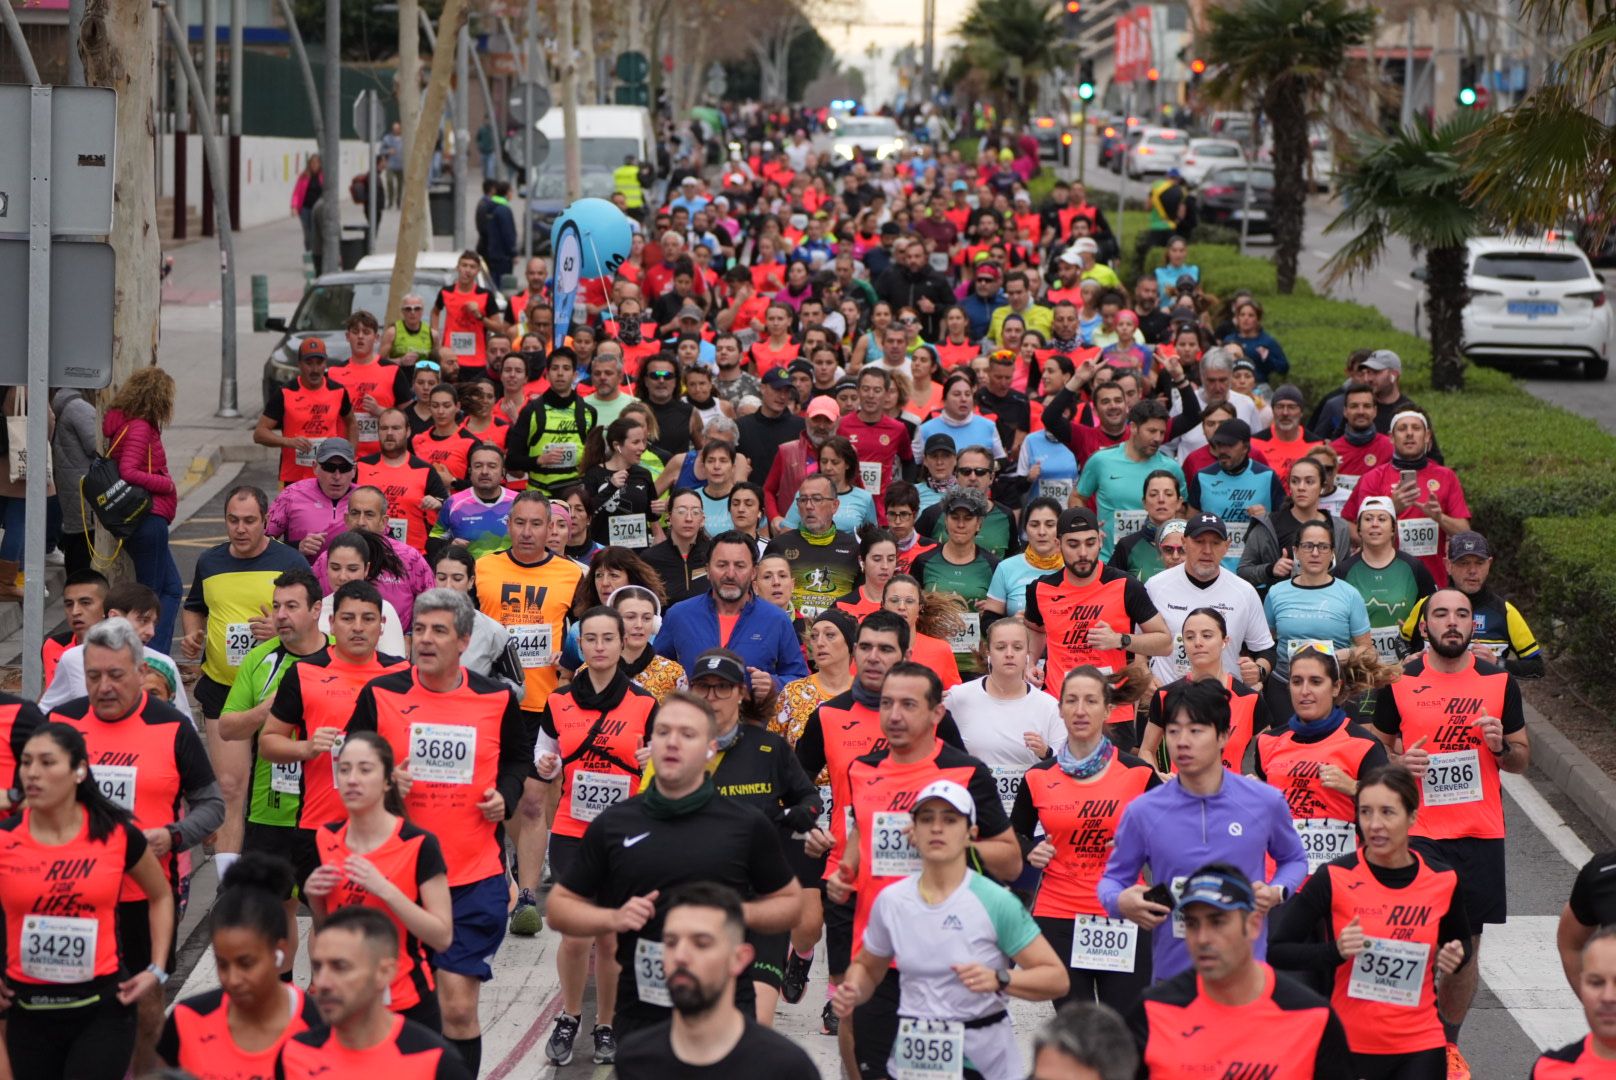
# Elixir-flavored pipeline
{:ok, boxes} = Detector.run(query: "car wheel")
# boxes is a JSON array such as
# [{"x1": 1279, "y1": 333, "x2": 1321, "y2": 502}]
[{"x1": 1585, "y1": 357, "x2": 1610, "y2": 380}]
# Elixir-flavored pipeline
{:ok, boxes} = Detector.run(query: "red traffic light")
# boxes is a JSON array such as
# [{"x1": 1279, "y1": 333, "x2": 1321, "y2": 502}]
[
  {"x1": 1065, "y1": 1, "x2": 1081, "y2": 11},
  {"x1": 1190, "y1": 58, "x2": 1206, "y2": 74},
  {"x1": 1146, "y1": 67, "x2": 1160, "y2": 81},
  {"x1": 1061, "y1": 132, "x2": 1073, "y2": 145}
]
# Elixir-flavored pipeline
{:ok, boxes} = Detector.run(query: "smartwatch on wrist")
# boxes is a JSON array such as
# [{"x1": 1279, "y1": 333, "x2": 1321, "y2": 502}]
[
  {"x1": 995, "y1": 968, "x2": 1012, "y2": 992},
  {"x1": 145, "y1": 963, "x2": 170, "y2": 987},
  {"x1": 1120, "y1": 633, "x2": 1132, "y2": 650}
]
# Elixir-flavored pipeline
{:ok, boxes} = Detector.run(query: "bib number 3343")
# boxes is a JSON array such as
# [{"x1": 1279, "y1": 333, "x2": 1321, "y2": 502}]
[{"x1": 894, "y1": 1018, "x2": 964, "y2": 1080}]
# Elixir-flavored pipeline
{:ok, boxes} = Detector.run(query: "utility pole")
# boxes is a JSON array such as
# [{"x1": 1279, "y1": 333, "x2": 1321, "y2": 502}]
[
  {"x1": 229, "y1": 0, "x2": 243, "y2": 134},
  {"x1": 523, "y1": 0, "x2": 539, "y2": 258},
  {"x1": 66, "y1": 0, "x2": 85, "y2": 85},
  {"x1": 275, "y1": 0, "x2": 326, "y2": 150},
  {"x1": 323, "y1": 0, "x2": 342, "y2": 276},
  {"x1": 558, "y1": 0, "x2": 581, "y2": 200},
  {"x1": 203, "y1": 0, "x2": 216, "y2": 127},
  {"x1": 401, "y1": 0, "x2": 420, "y2": 166},
  {"x1": 454, "y1": 23, "x2": 470, "y2": 250}
]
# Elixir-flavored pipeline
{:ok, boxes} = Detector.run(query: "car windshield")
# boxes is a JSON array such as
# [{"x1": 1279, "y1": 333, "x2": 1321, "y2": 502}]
[
  {"x1": 1146, "y1": 135, "x2": 1179, "y2": 147},
  {"x1": 840, "y1": 118, "x2": 897, "y2": 137},
  {"x1": 528, "y1": 166, "x2": 618, "y2": 200},
  {"x1": 1472, "y1": 253, "x2": 1592, "y2": 282},
  {"x1": 1207, "y1": 168, "x2": 1276, "y2": 190},
  {"x1": 290, "y1": 279, "x2": 445, "y2": 332},
  {"x1": 1198, "y1": 144, "x2": 1240, "y2": 157}
]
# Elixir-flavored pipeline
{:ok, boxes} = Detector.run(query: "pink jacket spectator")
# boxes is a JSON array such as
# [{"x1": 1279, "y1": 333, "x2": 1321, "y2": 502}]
[
  {"x1": 104, "y1": 408, "x2": 177, "y2": 522},
  {"x1": 266, "y1": 477, "x2": 351, "y2": 551}
]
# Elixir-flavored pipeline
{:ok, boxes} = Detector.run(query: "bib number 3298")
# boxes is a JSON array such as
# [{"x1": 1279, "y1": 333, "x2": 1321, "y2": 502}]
[{"x1": 894, "y1": 1018, "x2": 964, "y2": 1080}]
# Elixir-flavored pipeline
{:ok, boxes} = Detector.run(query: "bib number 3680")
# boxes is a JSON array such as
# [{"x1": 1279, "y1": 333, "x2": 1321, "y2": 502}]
[
  {"x1": 894, "y1": 1018, "x2": 964, "y2": 1080},
  {"x1": 409, "y1": 723, "x2": 476, "y2": 785}
]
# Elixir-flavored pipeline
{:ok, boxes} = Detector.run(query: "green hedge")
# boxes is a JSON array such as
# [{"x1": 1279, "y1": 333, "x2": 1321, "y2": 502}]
[{"x1": 1170, "y1": 240, "x2": 1616, "y2": 678}]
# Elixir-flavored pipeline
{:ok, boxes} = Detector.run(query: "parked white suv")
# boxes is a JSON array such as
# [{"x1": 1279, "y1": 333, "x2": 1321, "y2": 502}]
[
  {"x1": 1125, "y1": 128, "x2": 1188, "y2": 179},
  {"x1": 1179, "y1": 138, "x2": 1245, "y2": 186},
  {"x1": 1461, "y1": 235, "x2": 1614, "y2": 380}
]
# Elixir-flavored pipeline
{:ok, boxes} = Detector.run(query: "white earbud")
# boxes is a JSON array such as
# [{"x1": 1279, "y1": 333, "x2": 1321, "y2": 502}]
[
  {"x1": 76, "y1": 771, "x2": 86, "y2": 782},
  {"x1": 706, "y1": 749, "x2": 716, "y2": 760},
  {"x1": 275, "y1": 948, "x2": 286, "y2": 967}
]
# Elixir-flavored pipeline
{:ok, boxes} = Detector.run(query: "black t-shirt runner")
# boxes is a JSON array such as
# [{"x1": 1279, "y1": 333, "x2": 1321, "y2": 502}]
[
  {"x1": 616, "y1": 1016, "x2": 820, "y2": 1080},
  {"x1": 559, "y1": 787, "x2": 796, "y2": 1023},
  {"x1": 1568, "y1": 849, "x2": 1616, "y2": 930}
]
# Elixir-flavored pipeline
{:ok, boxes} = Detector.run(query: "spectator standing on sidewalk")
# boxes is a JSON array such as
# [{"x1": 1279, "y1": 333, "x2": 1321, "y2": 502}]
[
  {"x1": 292, "y1": 154, "x2": 323, "y2": 255},
  {"x1": 381, "y1": 123, "x2": 404, "y2": 209},
  {"x1": 103, "y1": 368, "x2": 183, "y2": 650},
  {"x1": 52, "y1": 386, "x2": 100, "y2": 575},
  {"x1": 486, "y1": 180, "x2": 518, "y2": 286}
]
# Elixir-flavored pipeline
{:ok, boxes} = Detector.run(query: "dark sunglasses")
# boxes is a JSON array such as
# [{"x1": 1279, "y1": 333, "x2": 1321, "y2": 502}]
[
  {"x1": 645, "y1": 370, "x2": 676, "y2": 381},
  {"x1": 955, "y1": 466, "x2": 992, "y2": 477},
  {"x1": 401, "y1": 305, "x2": 424, "y2": 313},
  {"x1": 318, "y1": 459, "x2": 355, "y2": 473}
]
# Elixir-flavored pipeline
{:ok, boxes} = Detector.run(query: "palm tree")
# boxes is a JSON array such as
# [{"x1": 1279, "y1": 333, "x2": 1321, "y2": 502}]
[
  {"x1": 1321, "y1": 111, "x2": 1492, "y2": 391},
  {"x1": 1464, "y1": 0, "x2": 1616, "y2": 241},
  {"x1": 954, "y1": 0, "x2": 1072, "y2": 124},
  {"x1": 1201, "y1": 0, "x2": 1376, "y2": 294}
]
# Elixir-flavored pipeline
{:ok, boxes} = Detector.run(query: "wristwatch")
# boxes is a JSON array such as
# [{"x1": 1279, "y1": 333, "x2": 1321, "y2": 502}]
[
  {"x1": 1120, "y1": 633, "x2": 1132, "y2": 650},
  {"x1": 2, "y1": 786, "x2": 20, "y2": 810},
  {"x1": 995, "y1": 968, "x2": 1012, "y2": 992},
  {"x1": 145, "y1": 963, "x2": 170, "y2": 987},
  {"x1": 165, "y1": 823, "x2": 183, "y2": 851}
]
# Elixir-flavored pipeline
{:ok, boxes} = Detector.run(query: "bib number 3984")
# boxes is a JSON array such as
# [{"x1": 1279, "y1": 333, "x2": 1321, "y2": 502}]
[
  {"x1": 20, "y1": 915, "x2": 96, "y2": 983},
  {"x1": 1347, "y1": 936, "x2": 1429, "y2": 1006},
  {"x1": 894, "y1": 1018, "x2": 964, "y2": 1080},
  {"x1": 409, "y1": 723, "x2": 476, "y2": 785},
  {"x1": 635, "y1": 938, "x2": 670, "y2": 1008}
]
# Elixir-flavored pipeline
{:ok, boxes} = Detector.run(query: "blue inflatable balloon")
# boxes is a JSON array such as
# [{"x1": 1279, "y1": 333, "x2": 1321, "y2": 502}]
[{"x1": 549, "y1": 197, "x2": 633, "y2": 280}]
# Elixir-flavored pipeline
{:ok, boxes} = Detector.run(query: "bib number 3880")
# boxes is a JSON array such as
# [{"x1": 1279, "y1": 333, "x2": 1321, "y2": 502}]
[{"x1": 894, "y1": 1019, "x2": 964, "y2": 1080}]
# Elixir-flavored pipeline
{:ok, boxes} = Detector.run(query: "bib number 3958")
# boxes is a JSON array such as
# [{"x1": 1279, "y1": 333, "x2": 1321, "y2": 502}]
[{"x1": 894, "y1": 1018, "x2": 964, "y2": 1080}]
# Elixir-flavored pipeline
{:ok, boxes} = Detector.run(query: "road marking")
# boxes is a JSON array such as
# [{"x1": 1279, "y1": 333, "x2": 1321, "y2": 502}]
[
  {"x1": 1310, "y1": 249, "x2": 1331, "y2": 260},
  {"x1": 1394, "y1": 280, "x2": 1414, "y2": 291},
  {"x1": 486, "y1": 988, "x2": 564, "y2": 1079},
  {"x1": 1502, "y1": 772, "x2": 1594, "y2": 869},
  {"x1": 1477, "y1": 917, "x2": 1588, "y2": 1051}
]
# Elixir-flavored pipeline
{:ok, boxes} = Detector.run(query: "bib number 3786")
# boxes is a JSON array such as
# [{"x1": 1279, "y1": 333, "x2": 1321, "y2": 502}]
[{"x1": 894, "y1": 1019, "x2": 964, "y2": 1080}]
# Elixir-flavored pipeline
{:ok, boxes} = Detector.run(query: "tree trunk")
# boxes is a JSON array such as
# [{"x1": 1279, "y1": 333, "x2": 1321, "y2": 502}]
[
  {"x1": 386, "y1": 0, "x2": 469, "y2": 325},
  {"x1": 577, "y1": 0, "x2": 598, "y2": 103},
  {"x1": 1426, "y1": 243, "x2": 1468, "y2": 391},
  {"x1": 79, "y1": 0, "x2": 160, "y2": 391},
  {"x1": 400, "y1": 0, "x2": 421, "y2": 169},
  {"x1": 1266, "y1": 84, "x2": 1308, "y2": 295}
]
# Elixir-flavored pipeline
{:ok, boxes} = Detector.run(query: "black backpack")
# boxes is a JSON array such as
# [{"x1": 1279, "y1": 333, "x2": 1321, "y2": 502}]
[{"x1": 80, "y1": 425, "x2": 152, "y2": 539}]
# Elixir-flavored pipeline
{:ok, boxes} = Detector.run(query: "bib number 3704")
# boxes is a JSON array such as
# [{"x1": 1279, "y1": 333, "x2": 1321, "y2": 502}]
[{"x1": 894, "y1": 1019, "x2": 964, "y2": 1080}]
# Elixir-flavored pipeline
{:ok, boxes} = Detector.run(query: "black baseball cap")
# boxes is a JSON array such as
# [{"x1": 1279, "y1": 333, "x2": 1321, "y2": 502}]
[
  {"x1": 1057, "y1": 507, "x2": 1100, "y2": 536},
  {"x1": 761, "y1": 368, "x2": 795, "y2": 392},
  {"x1": 1209, "y1": 419, "x2": 1252, "y2": 446},
  {"x1": 690, "y1": 652, "x2": 747, "y2": 687},
  {"x1": 1184, "y1": 512, "x2": 1228, "y2": 539},
  {"x1": 923, "y1": 434, "x2": 957, "y2": 456},
  {"x1": 1447, "y1": 531, "x2": 1492, "y2": 560}
]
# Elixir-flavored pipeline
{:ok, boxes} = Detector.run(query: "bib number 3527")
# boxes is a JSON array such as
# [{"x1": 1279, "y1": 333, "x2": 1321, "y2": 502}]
[
  {"x1": 894, "y1": 1018, "x2": 964, "y2": 1080},
  {"x1": 1347, "y1": 936, "x2": 1429, "y2": 1006}
]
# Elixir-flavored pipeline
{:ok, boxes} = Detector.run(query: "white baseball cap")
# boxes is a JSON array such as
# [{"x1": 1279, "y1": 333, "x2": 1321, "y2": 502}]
[{"x1": 911, "y1": 780, "x2": 975, "y2": 823}]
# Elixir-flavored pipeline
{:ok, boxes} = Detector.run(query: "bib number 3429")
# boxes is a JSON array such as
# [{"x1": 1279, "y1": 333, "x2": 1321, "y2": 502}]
[{"x1": 894, "y1": 1019, "x2": 964, "y2": 1080}]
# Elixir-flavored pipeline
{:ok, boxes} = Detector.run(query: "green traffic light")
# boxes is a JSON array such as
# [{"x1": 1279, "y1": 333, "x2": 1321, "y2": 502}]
[
  {"x1": 1078, "y1": 82, "x2": 1095, "y2": 100},
  {"x1": 1457, "y1": 86, "x2": 1478, "y2": 106}
]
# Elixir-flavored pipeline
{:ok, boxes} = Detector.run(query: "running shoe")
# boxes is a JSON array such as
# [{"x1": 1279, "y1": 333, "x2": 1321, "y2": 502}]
[
  {"x1": 546, "y1": 1013, "x2": 580, "y2": 1066},
  {"x1": 509, "y1": 888, "x2": 542, "y2": 936},
  {"x1": 781, "y1": 949, "x2": 813, "y2": 1004},
  {"x1": 1446, "y1": 1043, "x2": 1471, "y2": 1080},
  {"x1": 821, "y1": 999, "x2": 840, "y2": 1036},
  {"x1": 592, "y1": 1024, "x2": 617, "y2": 1064}
]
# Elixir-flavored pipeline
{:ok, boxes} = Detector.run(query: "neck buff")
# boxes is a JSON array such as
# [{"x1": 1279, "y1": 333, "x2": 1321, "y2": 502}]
[
  {"x1": 1289, "y1": 706, "x2": 1347, "y2": 740},
  {"x1": 642, "y1": 774, "x2": 716, "y2": 819},
  {"x1": 1025, "y1": 547, "x2": 1063, "y2": 572},
  {"x1": 1343, "y1": 424, "x2": 1379, "y2": 447},
  {"x1": 1056, "y1": 737, "x2": 1114, "y2": 779}
]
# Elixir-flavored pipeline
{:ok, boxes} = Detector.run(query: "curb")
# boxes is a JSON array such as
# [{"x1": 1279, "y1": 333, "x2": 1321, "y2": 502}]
[
  {"x1": 1524, "y1": 698, "x2": 1616, "y2": 848},
  {"x1": 175, "y1": 448, "x2": 221, "y2": 502}
]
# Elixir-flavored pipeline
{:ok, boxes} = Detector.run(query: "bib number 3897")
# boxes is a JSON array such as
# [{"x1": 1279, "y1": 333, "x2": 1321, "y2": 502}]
[{"x1": 894, "y1": 1019, "x2": 964, "y2": 1080}]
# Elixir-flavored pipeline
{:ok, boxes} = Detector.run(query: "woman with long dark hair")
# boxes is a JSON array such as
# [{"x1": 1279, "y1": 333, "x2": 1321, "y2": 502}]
[
  {"x1": 581, "y1": 416, "x2": 659, "y2": 552},
  {"x1": 319, "y1": 530, "x2": 408, "y2": 655},
  {"x1": 0, "y1": 723, "x2": 174, "y2": 1080}
]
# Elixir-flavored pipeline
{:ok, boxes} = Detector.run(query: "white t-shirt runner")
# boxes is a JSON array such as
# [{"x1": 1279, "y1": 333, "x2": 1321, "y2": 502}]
[
  {"x1": 942, "y1": 677, "x2": 1066, "y2": 814},
  {"x1": 1145, "y1": 565, "x2": 1274, "y2": 686}
]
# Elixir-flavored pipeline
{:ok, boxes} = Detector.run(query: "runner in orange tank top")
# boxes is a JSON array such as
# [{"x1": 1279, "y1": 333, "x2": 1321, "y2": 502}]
[{"x1": 1140, "y1": 607, "x2": 1261, "y2": 771}]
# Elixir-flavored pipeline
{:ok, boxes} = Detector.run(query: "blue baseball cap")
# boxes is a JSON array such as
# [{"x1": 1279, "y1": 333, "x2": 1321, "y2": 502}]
[
  {"x1": 951, "y1": 179, "x2": 968, "y2": 192},
  {"x1": 1179, "y1": 867, "x2": 1256, "y2": 912}
]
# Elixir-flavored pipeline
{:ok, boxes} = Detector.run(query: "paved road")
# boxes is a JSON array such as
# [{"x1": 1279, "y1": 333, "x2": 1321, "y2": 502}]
[{"x1": 1068, "y1": 143, "x2": 1616, "y2": 436}]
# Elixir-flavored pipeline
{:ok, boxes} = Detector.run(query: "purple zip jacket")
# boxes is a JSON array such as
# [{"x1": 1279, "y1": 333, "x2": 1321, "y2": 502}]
[{"x1": 1098, "y1": 769, "x2": 1308, "y2": 979}]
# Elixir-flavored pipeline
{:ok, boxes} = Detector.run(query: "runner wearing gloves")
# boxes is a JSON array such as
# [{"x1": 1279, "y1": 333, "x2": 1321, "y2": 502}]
[{"x1": 1098, "y1": 677, "x2": 1308, "y2": 980}]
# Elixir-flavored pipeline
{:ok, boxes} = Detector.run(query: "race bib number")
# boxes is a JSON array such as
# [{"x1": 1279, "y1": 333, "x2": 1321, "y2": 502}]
[
  {"x1": 570, "y1": 770, "x2": 631, "y2": 822},
  {"x1": 20, "y1": 915, "x2": 96, "y2": 984},
  {"x1": 894, "y1": 1018, "x2": 964, "y2": 1080},
  {"x1": 1113, "y1": 508, "x2": 1149, "y2": 541},
  {"x1": 1398, "y1": 517, "x2": 1440, "y2": 558},
  {"x1": 1294, "y1": 818, "x2": 1356, "y2": 873},
  {"x1": 608, "y1": 515, "x2": 648, "y2": 548},
  {"x1": 1423, "y1": 748, "x2": 1482, "y2": 805},
  {"x1": 817, "y1": 784, "x2": 834, "y2": 832},
  {"x1": 94, "y1": 764, "x2": 137, "y2": 813},
  {"x1": 1170, "y1": 876, "x2": 1189, "y2": 939},
  {"x1": 450, "y1": 331, "x2": 477, "y2": 355},
  {"x1": 271, "y1": 760, "x2": 302, "y2": 796},
  {"x1": 294, "y1": 444, "x2": 316, "y2": 467},
  {"x1": 1347, "y1": 937, "x2": 1429, "y2": 1007},
  {"x1": 1171, "y1": 634, "x2": 1190, "y2": 676},
  {"x1": 1335, "y1": 472, "x2": 1360, "y2": 492},
  {"x1": 798, "y1": 601, "x2": 829, "y2": 620},
  {"x1": 946, "y1": 612, "x2": 981, "y2": 654},
  {"x1": 1225, "y1": 521, "x2": 1249, "y2": 558},
  {"x1": 1071, "y1": 914, "x2": 1139, "y2": 973},
  {"x1": 634, "y1": 938, "x2": 670, "y2": 1008},
  {"x1": 990, "y1": 764, "x2": 1023, "y2": 815},
  {"x1": 387, "y1": 517, "x2": 409, "y2": 543},
  {"x1": 409, "y1": 723, "x2": 477, "y2": 785},
  {"x1": 555, "y1": 443, "x2": 579, "y2": 469},
  {"x1": 225, "y1": 622, "x2": 254, "y2": 668},
  {"x1": 860, "y1": 460, "x2": 883, "y2": 492},
  {"x1": 1041, "y1": 477, "x2": 1073, "y2": 507},
  {"x1": 355, "y1": 412, "x2": 379, "y2": 442},
  {"x1": 328, "y1": 733, "x2": 346, "y2": 786},
  {"x1": 870, "y1": 810, "x2": 922, "y2": 877},
  {"x1": 1370, "y1": 626, "x2": 1403, "y2": 664},
  {"x1": 511, "y1": 624, "x2": 554, "y2": 669}
]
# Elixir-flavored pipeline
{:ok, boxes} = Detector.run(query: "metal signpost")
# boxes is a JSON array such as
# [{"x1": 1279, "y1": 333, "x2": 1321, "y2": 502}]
[
  {"x1": 0, "y1": 84, "x2": 116, "y2": 698},
  {"x1": 354, "y1": 89, "x2": 387, "y2": 250}
]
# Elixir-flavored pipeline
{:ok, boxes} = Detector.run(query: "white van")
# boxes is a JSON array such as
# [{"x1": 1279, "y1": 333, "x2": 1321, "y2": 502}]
[{"x1": 528, "y1": 104, "x2": 656, "y2": 202}]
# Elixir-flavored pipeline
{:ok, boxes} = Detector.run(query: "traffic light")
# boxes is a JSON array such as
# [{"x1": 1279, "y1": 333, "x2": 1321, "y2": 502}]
[
  {"x1": 1146, "y1": 67, "x2": 1160, "y2": 82},
  {"x1": 1077, "y1": 59, "x2": 1095, "y2": 100},
  {"x1": 1190, "y1": 58, "x2": 1206, "y2": 75},
  {"x1": 1457, "y1": 60, "x2": 1480, "y2": 107},
  {"x1": 1062, "y1": 0, "x2": 1082, "y2": 37}
]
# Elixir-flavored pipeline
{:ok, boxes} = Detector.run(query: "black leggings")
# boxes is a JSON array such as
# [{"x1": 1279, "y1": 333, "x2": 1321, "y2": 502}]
[
  {"x1": 1355, "y1": 1046, "x2": 1446, "y2": 1080},
  {"x1": 6, "y1": 991, "x2": 135, "y2": 1080},
  {"x1": 1035, "y1": 914, "x2": 1153, "y2": 1015}
]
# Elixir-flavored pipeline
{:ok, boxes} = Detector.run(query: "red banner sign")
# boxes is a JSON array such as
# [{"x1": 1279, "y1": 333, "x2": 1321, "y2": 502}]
[{"x1": 1114, "y1": 7, "x2": 1153, "y2": 84}]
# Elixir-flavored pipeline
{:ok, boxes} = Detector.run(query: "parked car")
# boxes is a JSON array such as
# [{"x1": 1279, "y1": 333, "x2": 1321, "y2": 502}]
[
  {"x1": 1180, "y1": 138, "x2": 1246, "y2": 187},
  {"x1": 259, "y1": 261, "x2": 505, "y2": 402},
  {"x1": 1125, "y1": 128, "x2": 1188, "y2": 179},
  {"x1": 1459, "y1": 235, "x2": 1614, "y2": 380},
  {"x1": 1030, "y1": 115, "x2": 1062, "y2": 159},
  {"x1": 1196, "y1": 165, "x2": 1276, "y2": 234},
  {"x1": 827, "y1": 115, "x2": 907, "y2": 162}
]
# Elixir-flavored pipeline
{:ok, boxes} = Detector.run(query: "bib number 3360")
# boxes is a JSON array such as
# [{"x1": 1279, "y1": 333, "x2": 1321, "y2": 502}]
[{"x1": 894, "y1": 1019, "x2": 964, "y2": 1080}]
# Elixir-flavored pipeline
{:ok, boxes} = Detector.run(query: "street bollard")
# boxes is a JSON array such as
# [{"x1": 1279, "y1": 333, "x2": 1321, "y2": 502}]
[
  {"x1": 302, "y1": 251, "x2": 314, "y2": 285},
  {"x1": 251, "y1": 274, "x2": 269, "y2": 332}
]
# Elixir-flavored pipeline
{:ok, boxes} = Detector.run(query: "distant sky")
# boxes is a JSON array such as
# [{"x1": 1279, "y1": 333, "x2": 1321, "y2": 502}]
[{"x1": 813, "y1": 0, "x2": 972, "y2": 107}]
